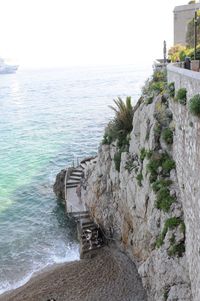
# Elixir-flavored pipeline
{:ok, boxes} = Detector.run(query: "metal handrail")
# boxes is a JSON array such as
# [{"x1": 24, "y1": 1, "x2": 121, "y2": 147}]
[{"x1": 64, "y1": 168, "x2": 68, "y2": 213}]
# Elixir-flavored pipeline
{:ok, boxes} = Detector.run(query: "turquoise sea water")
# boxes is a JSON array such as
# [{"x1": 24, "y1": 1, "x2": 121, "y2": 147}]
[{"x1": 0, "y1": 65, "x2": 151, "y2": 294}]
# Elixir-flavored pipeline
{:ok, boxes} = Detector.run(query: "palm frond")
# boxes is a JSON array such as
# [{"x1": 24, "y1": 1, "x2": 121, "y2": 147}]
[{"x1": 109, "y1": 96, "x2": 134, "y2": 133}]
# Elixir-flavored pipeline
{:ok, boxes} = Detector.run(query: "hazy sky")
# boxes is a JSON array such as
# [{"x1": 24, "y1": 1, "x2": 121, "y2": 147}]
[{"x1": 0, "y1": 0, "x2": 189, "y2": 68}]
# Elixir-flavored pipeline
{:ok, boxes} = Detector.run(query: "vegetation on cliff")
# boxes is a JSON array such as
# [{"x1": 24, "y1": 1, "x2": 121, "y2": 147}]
[
  {"x1": 81, "y1": 65, "x2": 192, "y2": 300},
  {"x1": 175, "y1": 88, "x2": 187, "y2": 105},
  {"x1": 101, "y1": 66, "x2": 186, "y2": 261},
  {"x1": 189, "y1": 94, "x2": 200, "y2": 116},
  {"x1": 142, "y1": 68, "x2": 167, "y2": 102},
  {"x1": 102, "y1": 96, "x2": 133, "y2": 147},
  {"x1": 102, "y1": 96, "x2": 134, "y2": 171},
  {"x1": 127, "y1": 67, "x2": 186, "y2": 259}
]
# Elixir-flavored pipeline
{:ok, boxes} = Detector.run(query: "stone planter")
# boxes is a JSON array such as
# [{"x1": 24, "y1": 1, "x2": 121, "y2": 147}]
[{"x1": 191, "y1": 60, "x2": 200, "y2": 72}]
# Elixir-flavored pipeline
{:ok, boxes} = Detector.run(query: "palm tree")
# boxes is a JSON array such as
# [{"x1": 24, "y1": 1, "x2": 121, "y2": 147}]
[{"x1": 109, "y1": 96, "x2": 133, "y2": 134}]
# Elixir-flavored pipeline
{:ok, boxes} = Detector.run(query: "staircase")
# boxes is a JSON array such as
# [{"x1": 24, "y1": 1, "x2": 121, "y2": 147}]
[
  {"x1": 77, "y1": 214, "x2": 105, "y2": 258},
  {"x1": 65, "y1": 157, "x2": 97, "y2": 190},
  {"x1": 66, "y1": 168, "x2": 83, "y2": 189},
  {"x1": 65, "y1": 156, "x2": 105, "y2": 257}
]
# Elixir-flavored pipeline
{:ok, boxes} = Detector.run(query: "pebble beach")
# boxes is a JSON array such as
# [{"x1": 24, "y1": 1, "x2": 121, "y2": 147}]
[{"x1": 0, "y1": 247, "x2": 147, "y2": 301}]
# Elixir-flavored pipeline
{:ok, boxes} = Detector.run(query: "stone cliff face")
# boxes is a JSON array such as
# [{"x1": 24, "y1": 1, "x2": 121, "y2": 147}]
[{"x1": 82, "y1": 94, "x2": 192, "y2": 300}]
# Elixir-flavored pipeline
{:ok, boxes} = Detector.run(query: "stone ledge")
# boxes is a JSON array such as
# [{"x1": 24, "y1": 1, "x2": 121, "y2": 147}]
[{"x1": 167, "y1": 63, "x2": 200, "y2": 80}]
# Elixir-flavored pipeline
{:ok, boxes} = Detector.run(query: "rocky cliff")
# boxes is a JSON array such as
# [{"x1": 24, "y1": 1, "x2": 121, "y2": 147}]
[{"x1": 81, "y1": 75, "x2": 193, "y2": 300}]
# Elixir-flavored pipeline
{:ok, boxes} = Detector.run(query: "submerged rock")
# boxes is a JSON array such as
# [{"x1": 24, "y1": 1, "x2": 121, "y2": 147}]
[
  {"x1": 53, "y1": 167, "x2": 73, "y2": 201},
  {"x1": 53, "y1": 168, "x2": 66, "y2": 200}
]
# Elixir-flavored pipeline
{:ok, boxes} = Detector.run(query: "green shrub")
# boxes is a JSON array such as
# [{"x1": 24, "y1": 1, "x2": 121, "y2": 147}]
[
  {"x1": 153, "y1": 69, "x2": 167, "y2": 82},
  {"x1": 168, "y1": 44, "x2": 189, "y2": 62},
  {"x1": 142, "y1": 78, "x2": 151, "y2": 96},
  {"x1": 102, "y1": 121, "x2": 119, "y2": 145},
  {"x1": 162, "y1": 158, "x2": 176, "y2": 174},
  {"x1": 168, "y1": 242, "x2": 185, "y2": 257},
  {"x1": 188, "y1": 44, "x2": 200, "y2": 60},
  {"x1": 176, "y1": 88, "x2": 187, "y2": 105},
  {"x1": 152, "y1": 179, "x2": 172, "y2": 193},
  {"x1": 155, "y1": 187, "x2": 176, "y2": 212},
  {"x1": 139, "y1": 148, "x2": 153, "y2": 167},
  {"x1": 114, "y1": 151, "x2": 122, "y2": 172},
  {"x1": 156, "y1": 217, "x2": 182, "y2": 247},
  {"x1": 142, "y1": 68, "x2": 167, "y2": 98},
  {"x1": 167, "y1": 82, "x2": 175, "y2": 98},
  {"x1": 189, "y1": 94, "x2": 200, "y2": 116},
  {"x1": 147, "y1": 152, "x2": 175, "y2": 181},
  {"x1": 156, "y1": 235, "x2": 165, "y2": 248},
  {"x1": 102, "y1": 133, "x2": 112, "y2": 145},
  {"x1": 146, "y1": 150, "x2": 153, "y2": 159},
  {"x1": 150, "y1": 81, "x2": 165, "y2": 94},
  {"x1": 117, "y1": 132, "x2": 130, "y2": 151},
  {"x1": 147, "y1": 156, "x2": 161, "y2": 178},
  {"x1": 147, "y1": 152, "x2": 164, "y2": 179},
  {"x1": 180, "y1": 222, "x2": 186, "y2": 234},
  {"x1": 145, "y1": 96, "x2": 154, "y2": 105},
  {"x1": 149, "y1": 174, "x2": 158, "y2": 184},
  {"x1": 125, "y1": 159, "x2": 137, "y2": 173},
  {"x1": 165, "y1": 217, "x2": 182, "y2": 230},
  {"x1": 136, "y1": 173, "x2": 143, "y2": 187},
  {"x1": 125, "y1": 161, "x2": 133, "y2": 173},
  {"x1": 153, "y1": 122, "x2": 162, "y2": 141},
  {"x1": 179, "y1": 50, "x2": 188, "y2": 61},
  {"x1": 140, "y1": 148, "x2": 147, "y2": 161},
  {"x1": 162, "y1": 128, "x2": 173, "y2": 145},
  {"x1": 167, "y1": 221, "x2": 186, "y2": 257}
]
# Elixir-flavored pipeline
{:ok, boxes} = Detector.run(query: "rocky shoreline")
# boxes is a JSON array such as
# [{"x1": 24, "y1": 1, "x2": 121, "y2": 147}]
[
  {"x1": 75, "y1": 68, "x2": 193, "y2": 300},
  {"x1": 52, "y1": 67, "x2": 193, "y2": 300},
  {"x1": 3, "y1": 65, "x2": 199, "y2": 300},
  {"x1": 0, "y1": 247, "x2": 147, "y2": 301}
]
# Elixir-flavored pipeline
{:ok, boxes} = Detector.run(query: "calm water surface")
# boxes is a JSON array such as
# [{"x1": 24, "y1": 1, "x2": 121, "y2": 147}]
[{"x1": 0, "y1": 65, "x2": 151, "y2": 294}]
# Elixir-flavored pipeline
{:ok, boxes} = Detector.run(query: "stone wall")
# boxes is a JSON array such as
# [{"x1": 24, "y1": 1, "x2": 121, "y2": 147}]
[
  {"x1": 168, "y1": 75, "x2": 200, "y2": 300},
  {"x1": 167, "y1": 63, "x2": 200, "y2": 99}
]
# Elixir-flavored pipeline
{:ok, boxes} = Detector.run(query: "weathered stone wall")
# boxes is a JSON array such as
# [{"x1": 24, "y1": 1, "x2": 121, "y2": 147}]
[
  {"x1": 167, "y1": 63, "x2": 200, "y2": 99},
  {"x1": 82, "y1": 95, "x2": 192, "y2": 301},
  {"x1": 167, "y1": 63, "x2": 200, "y2": 300},
  {"x1": 169, "y1": 100, "x2": 200, "y2": 301}
]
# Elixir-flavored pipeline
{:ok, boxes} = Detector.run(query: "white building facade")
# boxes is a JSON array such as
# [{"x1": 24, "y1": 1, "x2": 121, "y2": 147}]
[{"x1": 174, "y1": 2, "x2": 200, "y2": 45}]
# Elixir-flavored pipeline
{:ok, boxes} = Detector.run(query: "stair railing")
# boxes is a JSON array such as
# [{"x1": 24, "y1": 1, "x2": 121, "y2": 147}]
[{"x1": 64, "y1": 168, "x2": 68, "y2": 213}]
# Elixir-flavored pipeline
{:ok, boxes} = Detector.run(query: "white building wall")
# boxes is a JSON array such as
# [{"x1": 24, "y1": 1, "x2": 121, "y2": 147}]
[{"x1": 174, "y1": 3, "x2": 200, "y2": 45}]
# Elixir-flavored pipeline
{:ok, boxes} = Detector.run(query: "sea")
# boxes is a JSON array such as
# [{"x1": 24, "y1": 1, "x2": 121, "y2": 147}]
[{"x1": 0, "y1": 64, "x2": 152, "y2": 294}]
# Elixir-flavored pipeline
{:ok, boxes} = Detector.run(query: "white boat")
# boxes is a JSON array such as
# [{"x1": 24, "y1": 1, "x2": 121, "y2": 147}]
[{"x1": 0, "y1": 58, "x2": 18, "y2": 74}]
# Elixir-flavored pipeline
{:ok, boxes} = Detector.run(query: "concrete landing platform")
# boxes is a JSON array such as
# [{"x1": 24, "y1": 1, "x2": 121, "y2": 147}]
[{"x1": 65, "y1": 187, "x2": 86, "y2": 213}]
